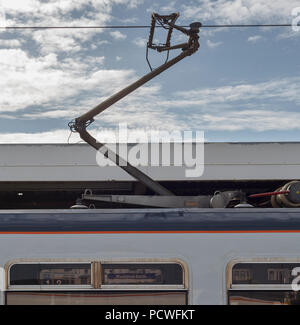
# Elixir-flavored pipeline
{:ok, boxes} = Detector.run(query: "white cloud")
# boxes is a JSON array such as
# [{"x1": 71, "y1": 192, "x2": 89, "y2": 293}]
[
  {"x1": 190, "y1": 110, "x2": 300, "y2": 131},
  {"x1": 1, "y1": 0, "x2": 142, "y2": 55},
  {"x1": 0, "y1": 48, "x2": 137, "y2": 115},
  {"x1": 32, "y1": 30, "x2": 82, "y2": 54},
  {"x1": 2, "y1": 108, "x2": 300, "y2": 144},
  {"x1": 206, "y1": 39, "x2": 223, "y2": 48},
  {"x1": 1, "y1": 46, "x2": 300, "y2": 134},
  {"x1": 1, "y1": 0, "x2": 142, "y2": 19},
  {"x1": 146, "y1": 1, "x2": 179, "y2": 13},
  {"x1": 181, "y1": 0, "x2": 300, "y2": 24},
  {"x1": 0, "y1": 38, "x2": 299, "y2": 135},
  {"x1": 247, "y1": 35, "x2": 263, "y2": 42},
  {"x1": 0, "y1": 39, "x2": 21, "y2": 47},
  {"x1": 118, "y1": 17, "x2": 139, "y2": 23},
  {"x1": 148, "y1": 77, "x2": 300, "y2": 131},
  {"x1": 0, "y1": 129, "x2": 79, "y2": 143},
  {"x1": 1, "y1": 75, "x2": 300, "y2": 142},
  {"x1": 109, "y1": 31, "x2": 127, "y2": 40},
  {"x1": 132, "y1": 37, "x2": 147, "y2": 47},
  {"x1": 126, "y1": 0, "x2": 144, "y2": 9},
  {"x1": 277, "y1": 29, "x2": 300, "y2": 40},
  {"x1": 86, "y1": 77, "x2": 300, "y2": 133},
  {"x1": 173, "y1": 77, "x2": 300, "y2": 106}
]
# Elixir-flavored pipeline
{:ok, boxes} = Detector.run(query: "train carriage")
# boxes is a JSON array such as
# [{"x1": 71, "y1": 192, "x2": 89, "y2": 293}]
[{"x1": 1, "y1": 208, "x2": 300, "y2": 305}]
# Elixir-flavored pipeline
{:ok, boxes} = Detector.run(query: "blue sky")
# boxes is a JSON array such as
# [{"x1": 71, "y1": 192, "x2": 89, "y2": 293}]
[{"x1": 0, "y1": 0, "x2": 299, "y2": 143}]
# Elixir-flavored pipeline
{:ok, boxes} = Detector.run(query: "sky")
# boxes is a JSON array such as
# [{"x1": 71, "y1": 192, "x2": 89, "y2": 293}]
[{"x1": 0, "y1": 0, "x2": 299, "y2": 143}]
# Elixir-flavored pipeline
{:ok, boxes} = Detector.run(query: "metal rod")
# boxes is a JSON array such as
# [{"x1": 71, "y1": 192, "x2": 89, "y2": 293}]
[
  {"x1": 71, "y1": 13, "x2": 200, "y2": 196},
  {"x1": 249, "y1": 191, "x2": 290, "y2": 198},
  {"x1": 78, "y1": 130, "x2": 174, "y2": 196},
  {"x1": 155, "y1": 42, "x2": 189, "y2": 52},
  {"x1": 76, "y1": 46, "x2": 196, "y2": 125}
]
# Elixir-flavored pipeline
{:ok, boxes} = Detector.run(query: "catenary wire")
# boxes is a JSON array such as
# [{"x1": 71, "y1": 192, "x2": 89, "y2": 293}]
[{"x1": 0, "y1": 24, "x2": 294, "y2": 30}]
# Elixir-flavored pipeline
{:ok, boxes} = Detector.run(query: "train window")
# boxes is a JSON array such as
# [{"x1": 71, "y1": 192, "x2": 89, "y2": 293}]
[
  {"x1": 5, "y1": 260, "x2": 187, "y2": 305},
  {"x1": 9, "y1": 263, "x2": 92, "y2": 286},
  {"x1": 228, "y1": 262, "x2": 300, "y2": 305},
  {"x1": 102, "y1": 263, "x2": 183, "y2": 285}
]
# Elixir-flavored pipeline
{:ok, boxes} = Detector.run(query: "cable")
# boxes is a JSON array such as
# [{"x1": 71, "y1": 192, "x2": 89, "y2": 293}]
[
  {"x1": 67, "y1": 130, "x2": 72, "y2": 144},
  {"x1": 0, "y1": 23, "x2": 294, "y2": 30},
  {"x1": 204, "y1": 24, "x2": 293, "y2": 28}
]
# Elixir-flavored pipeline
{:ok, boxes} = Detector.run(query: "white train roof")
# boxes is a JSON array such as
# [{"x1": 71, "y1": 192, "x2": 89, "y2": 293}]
[{"x1": 0, "y1": 142, "x2": 298, "y2": 182}]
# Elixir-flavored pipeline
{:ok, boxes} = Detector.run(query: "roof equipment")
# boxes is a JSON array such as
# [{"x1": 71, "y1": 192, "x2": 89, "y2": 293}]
[
  {"x1": 69, "y1": 12, "x2": 204, "y2": 207},
  {"x1": 68, "y1": 13, "x2": 300, "y2": 209}
]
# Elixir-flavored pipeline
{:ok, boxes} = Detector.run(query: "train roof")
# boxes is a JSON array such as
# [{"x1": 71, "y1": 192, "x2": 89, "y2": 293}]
[{"x1": 0, "y1": 208, "x2": 300, "y2": 232}]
